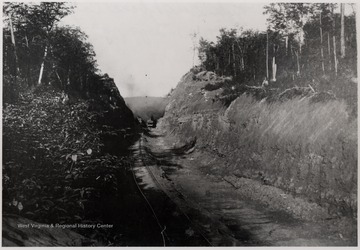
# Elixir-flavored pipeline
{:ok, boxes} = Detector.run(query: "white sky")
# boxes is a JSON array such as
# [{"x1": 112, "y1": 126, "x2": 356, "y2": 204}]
[{"x1": 61, "y1": 2, "x2": 269, "y2": 97}]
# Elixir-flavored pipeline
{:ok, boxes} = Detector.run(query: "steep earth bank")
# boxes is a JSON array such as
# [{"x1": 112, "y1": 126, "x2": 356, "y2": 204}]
[
  {"x1": 159, "y1": 69, "x2": 357, "y2": 223},
  {"x1": 3, "y1": 82, "x2": 137, "y2": 246},
  {"x1": 141, "y1": 128, "x2": 356, "y2": 245}
]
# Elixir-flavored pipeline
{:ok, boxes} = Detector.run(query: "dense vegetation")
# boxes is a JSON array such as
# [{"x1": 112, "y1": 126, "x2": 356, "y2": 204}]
[
  {"x1": 3, "y1": 3, "x2": 129, "y2": 106},
  {"x1": 3, "y1": 3, "x2": 136, "y2": 245},
  {"x1": 198, "y1": 3, "x2": 357, "y2": 109}
]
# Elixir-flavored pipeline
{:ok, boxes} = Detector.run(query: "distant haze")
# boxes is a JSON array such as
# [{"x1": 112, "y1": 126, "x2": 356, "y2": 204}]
[
  {"x1": 61, "y1": 2, "x2": 268, "y2": 97},
  {"x1": 125, "y1": 96, "x2": 168, "y2": 121}
]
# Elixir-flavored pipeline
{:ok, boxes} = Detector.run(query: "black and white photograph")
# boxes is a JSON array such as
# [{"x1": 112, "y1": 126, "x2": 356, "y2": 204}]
[{"x1": 2, "y1": 1, "x2": 358, "y2": 247}]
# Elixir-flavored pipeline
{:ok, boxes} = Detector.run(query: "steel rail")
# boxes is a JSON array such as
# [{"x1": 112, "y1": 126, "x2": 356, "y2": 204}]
[
  {"x1": 137, "y1": 133, "x2": 214, "y2": 246},
  {"x1": 130, "y1": 135, "x2": 168, "y2": 246}
]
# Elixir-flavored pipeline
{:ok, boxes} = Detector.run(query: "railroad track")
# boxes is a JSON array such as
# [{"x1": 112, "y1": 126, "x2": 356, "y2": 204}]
[{"x1": 130, "y1": 133, "x2": 213, "y2": 246}]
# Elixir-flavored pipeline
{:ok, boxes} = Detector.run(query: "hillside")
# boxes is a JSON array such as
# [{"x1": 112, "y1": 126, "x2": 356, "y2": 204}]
[
  {"x1": 3, "y1": 2, "x2": 357, "y2": 246},
  {"x1": 125, "y1": 96, "x2": 168, "y2": 121},
  {"x1": 2, "y1": 82, "x2": 137, "y2": 246},
  {"x1": 2, "y1": 3, "x2": 137, "y2": 246},
  {"x1": 158, "y1": 67, "x2": 357, "y2": 223}
]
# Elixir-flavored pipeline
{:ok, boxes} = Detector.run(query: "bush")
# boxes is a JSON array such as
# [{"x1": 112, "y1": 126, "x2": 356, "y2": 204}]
[{"x1": 2, "y1": 86, "x2": 136, "y2": 243}]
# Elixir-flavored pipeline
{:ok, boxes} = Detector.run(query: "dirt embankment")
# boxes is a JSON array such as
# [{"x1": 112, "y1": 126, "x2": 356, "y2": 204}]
[
  {"x1": 159, "y1": 69, "x2": 357, "y2": 220},
  {"x1": 3, "y1": 84, "x2": 137, "y2": 246}
]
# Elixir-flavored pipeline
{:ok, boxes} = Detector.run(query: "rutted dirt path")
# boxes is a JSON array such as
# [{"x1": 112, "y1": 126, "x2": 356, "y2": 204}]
[{"x1": 137, "y1": 127, "x2": 357, "y2": 246}]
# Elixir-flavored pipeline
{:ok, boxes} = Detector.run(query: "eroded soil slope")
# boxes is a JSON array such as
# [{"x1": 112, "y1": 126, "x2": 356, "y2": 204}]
[
  {"x1": 139, "y1": 128, "x2": 356, "y2": 246},
  {"x1": 156, "y1": 68, "x2": 357, "y2": 245}
]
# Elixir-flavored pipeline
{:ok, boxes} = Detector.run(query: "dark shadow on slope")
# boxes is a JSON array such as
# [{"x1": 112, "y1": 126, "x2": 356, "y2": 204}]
[
  {"x1": 140, "y1": 132, "x2": 198, "y2": 178},
  {"x1": 143, "y1": 128, "x2": 163, "y2": 138},
  {"x1": 141, "y1": 129, "x2": 267, "y2": 246},
  {"x1": 141, "y1": 145, "x2": 183, "y2": 170},
  {"x1": 143, "y1": 134, "x2": 196, "y2": 158}
]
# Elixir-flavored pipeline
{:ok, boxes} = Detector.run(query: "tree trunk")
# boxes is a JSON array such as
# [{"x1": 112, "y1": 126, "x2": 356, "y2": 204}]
[
  {"x1": 227, "y1": 52, "x2": 231, "y2": 71},
  {"x1": 9, "y1": 15, "x2": 19, "y2": 75},
  {"x1": 215, "y1": 55, "x2": 219, "y2": 73},
  {"x1": 319, "y1": 12, "x2": 325, "y2": 75},
  {"x1": 333, "y1": 37, "x2": 338, "y2": 76},
  {"x1": 25, "y1": 35, "x2": 31, "y2": 87},
  {"x1": 235, "y1": 40, "x2": 245, "y2": 71},
  {"x1": 232, "y1": 43, "x2": 236, "y2": 77},
  {"x1": 37, "y1": 45, "x2": 48, "y2": 85},
  {"x1": 271, "y1": 56, "x2": 277, "y2": 82},
  {"x1": 67, "y1": 69, "x2": 71, "y2": 85},
  {"x1": 8, "y1": 14, "x2": 18, "y2": 102},
  {"x1": 271, "y1": 44, "x2": 277, "y2": 82},
  {"x1": 266, "y1": 31, "x2": 269, "y2": 79},
  {"x1": 55, "y1": 70, "x2": 63, "y2": 88},
  {"x1": 332, "y1": 6, "x2": 338, "y2": 76},
  {"x1": 327, "y1": 32, "x2": 332, "y2": 71},
  {"x1": 295, "y1": 50, "x2": 300, "y2": 76},
  {"x1": 340, "y1": 3, "x2": 345, "y2": 58}
]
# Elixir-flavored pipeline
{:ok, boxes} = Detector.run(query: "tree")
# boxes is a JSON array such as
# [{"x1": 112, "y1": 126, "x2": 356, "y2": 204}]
[
  {"x1": 190, "y1": 32, "x2": 198, "y2": 68},
  {"x1": 49, "y1": 26, "x2": 98, "y2": 94},
  {"x1": 264, "y1": 3, "x2": 313, "y2": 77},
  {"x1": 232, "y1": 42, "x2": 236, "y2": 78},
  {"x1": 32, "y1": 3, "x2": 74, "y2": 85},
  {"x1": 198, "y1": 28, "x2": 269, "y2": 82},
  {"x1": 340, "y1": 3, "x2": 345, "y2": 58},
  {"x1": 266, "y1": 30, "x2": 269, "y2": 79},
  {"x1": 197, "y1": 3, "x2": 356, "y2": 89},
  {"x1": 3, "y1": 2, "x2": 74, "y2": 87},
  {"x1": 332, "y1": 5, "x2": 338, "y2": 76},
  {"x1": 306, "y1": 3, "x2": 334, "y2": 74},
  {"x1": 4, "y1": 3, "x2": 41, "y2": 87},
  {"x1": 198, "y1": 38, "x2": 217, "y2": 72},
  {"x1": 216, "y1": 28, "x2": 238, "y2": 77},
  {"x1": 319, "y1": 10, "x2": 325, "y2": 75},
  {"x1": 8, "y1": 12, "x2": 19, "y2": 78},
  {"x1": 271, "y1": 41, "x2": 278, "y2": 82}
]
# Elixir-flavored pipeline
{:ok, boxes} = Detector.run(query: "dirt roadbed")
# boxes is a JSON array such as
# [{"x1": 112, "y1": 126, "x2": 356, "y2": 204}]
[{"x1": 139, "y1": 128, "x2": 357, "y2": 246}]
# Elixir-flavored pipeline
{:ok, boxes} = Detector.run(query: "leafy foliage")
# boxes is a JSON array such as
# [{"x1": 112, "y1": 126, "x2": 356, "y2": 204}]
[
  {"x1": 197, "y1": 3, "x2": 357, "y2": 108},
  {"x1": 3, "y1": 86, "x2": 136, "y2": 244},
  {"x1": 3, "y1": 2, "x2": 74, "y2": 98},
  {"x1": 3, "y1": 3, "x2": 125, "y2": 105},
  {"x1": 3, "y1": 3, "x2": 137, "y2": 245}
]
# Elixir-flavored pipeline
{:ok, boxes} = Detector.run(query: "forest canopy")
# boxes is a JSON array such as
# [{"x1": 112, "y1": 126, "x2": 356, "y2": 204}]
[
  {"x1": 197, "y1": 3, "x2": 357, "y2": 103},
  {"x1": 3, "y1": 2, "x2": 118, "y2": 104}
]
